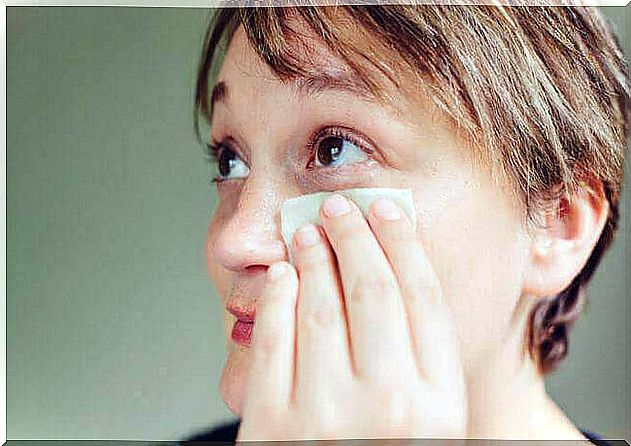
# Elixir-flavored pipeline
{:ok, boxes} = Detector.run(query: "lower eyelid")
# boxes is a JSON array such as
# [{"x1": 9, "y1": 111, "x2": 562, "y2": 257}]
[{"x1": 308, "y1": 159, "x2": 380, "y2": 180}]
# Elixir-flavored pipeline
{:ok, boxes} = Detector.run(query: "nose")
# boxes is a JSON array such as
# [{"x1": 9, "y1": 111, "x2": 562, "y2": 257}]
[{"x1": 211, "y1": 184, "x2": 289, "y2": 274}]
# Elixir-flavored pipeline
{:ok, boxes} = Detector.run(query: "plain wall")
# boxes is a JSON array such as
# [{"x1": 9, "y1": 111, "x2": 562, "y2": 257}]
[{"x1": 6, "y1": 6, "x2": 629, "y2": 440}]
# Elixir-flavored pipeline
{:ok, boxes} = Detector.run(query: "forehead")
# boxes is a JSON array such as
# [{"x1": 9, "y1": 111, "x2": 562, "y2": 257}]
[
  {"x1": 212, "y1": 19, "x2": 417, "y2": 118},
  {"x1": 219, "y1": 27, "x2": 269, "y2": 81},
  {"x1": 224, "y1": 11, "x2": 354, "y2": 76},
  {"x1": 211, "y1": 16, "x2": 465, "y2": 147}
]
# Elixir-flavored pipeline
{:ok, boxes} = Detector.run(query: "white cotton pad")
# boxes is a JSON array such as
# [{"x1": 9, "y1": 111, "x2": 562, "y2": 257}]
[{"x1": 281, "y1": 187, "x2": 417, "y2": 264}]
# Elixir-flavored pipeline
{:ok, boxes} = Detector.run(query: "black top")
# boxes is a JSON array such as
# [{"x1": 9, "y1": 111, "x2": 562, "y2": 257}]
[{"x1": 182, "y1": 420, "x2": 614, "y2": 445}]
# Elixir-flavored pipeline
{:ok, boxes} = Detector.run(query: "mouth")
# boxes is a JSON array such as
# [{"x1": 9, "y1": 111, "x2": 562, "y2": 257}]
[
  {"x1": 231, "y1": 320, "x2": 254, "y2": 347},
  {"x1": 227, "y1": 300, "x2": 256, "y2": 347}
]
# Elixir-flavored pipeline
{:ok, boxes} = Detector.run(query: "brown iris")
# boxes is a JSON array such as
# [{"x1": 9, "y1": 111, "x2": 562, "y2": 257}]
[{"x1": 316, "y1": 136, "x2": 344, "y2": 167}]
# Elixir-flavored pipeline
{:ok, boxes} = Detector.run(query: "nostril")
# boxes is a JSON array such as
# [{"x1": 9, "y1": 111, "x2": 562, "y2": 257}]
[
  {"x1": 244, "y1": 264, "x2": 268, "y2": 274},
  {"x1": 215, "y1": 235, "x2": 288, "y2": 273}
]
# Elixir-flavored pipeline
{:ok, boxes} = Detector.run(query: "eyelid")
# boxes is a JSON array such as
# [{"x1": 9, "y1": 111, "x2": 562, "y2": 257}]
[
  {"x1": 306, "y1": 126, "x2": 376, "y2": 168},
  {"x1": 203, "y1": 141, "x2": 221, "y2": 162},
  {"x1": 209, "y1": 135, "x2": 251, "y2": 165},
  {"x1": 204, "y1": 136, "x2": 250, "y2": 184}
]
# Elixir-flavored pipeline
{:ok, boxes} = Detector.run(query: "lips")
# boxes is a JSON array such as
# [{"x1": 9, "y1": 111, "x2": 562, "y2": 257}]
[
  {"x1": 227, "y1": 299, "x2": 256, "y2": 321},
  {"x1": 231, "y1": 320, "x2": 254, "y2": 346},
  {"x1": 227, "y1": 299, "x2": 256, "y2": 346}
]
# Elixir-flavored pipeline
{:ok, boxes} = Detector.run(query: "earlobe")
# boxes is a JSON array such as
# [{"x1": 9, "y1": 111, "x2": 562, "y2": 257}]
[{"x1": 523, "y1": 180, "x2": 610, "y2": 298}]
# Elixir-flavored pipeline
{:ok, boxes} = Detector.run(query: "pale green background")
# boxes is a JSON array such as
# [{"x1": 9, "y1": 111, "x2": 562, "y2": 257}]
[{"x1": 6, "y1": 6, "x2": 629, "y2": 441}]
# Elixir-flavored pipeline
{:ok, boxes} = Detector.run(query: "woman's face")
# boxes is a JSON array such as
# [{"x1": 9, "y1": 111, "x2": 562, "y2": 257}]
[{"x1": 205, "y1": 26, "x2": 532, "y2": 416}]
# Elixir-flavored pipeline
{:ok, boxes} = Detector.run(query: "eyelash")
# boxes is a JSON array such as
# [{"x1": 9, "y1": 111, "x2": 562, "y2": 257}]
[
  {"x1": 305, "y1": 126, "x2": 373, "y2": 170},
  {"x1": 204, "y1": 126, "x2": 374, "y2": 184},
  {"x1": 202, "y1": 141, "x2": 229, "y2": 184}
]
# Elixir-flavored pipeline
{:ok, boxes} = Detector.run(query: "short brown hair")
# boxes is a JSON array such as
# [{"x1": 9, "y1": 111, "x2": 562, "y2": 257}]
[{"x1": 194, "y1": 5, "x2": 629, "y2": 374}]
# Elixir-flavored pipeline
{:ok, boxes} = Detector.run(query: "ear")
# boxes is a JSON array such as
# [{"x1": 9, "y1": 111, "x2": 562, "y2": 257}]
[{"x1": 523, "y1": 178, "x2": 610, "y2": 298}]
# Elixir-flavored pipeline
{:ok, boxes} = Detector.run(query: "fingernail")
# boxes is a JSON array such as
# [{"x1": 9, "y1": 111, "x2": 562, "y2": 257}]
[
  {"x1": 295, "y1": 223, "x2": 320, "y2": 249},
  {"x1": 267, "y1": 262, "x2": 289, "y2": 281},
  {"x1": 372, "y1": 198, "x2": 401, "y2": 220},
  {"x1": 322, "y1": 194, "x2": 350, "y2": 218}
]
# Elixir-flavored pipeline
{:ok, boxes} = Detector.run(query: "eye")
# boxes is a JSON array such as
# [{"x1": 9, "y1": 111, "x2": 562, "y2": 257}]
[
  {"x1": 310, "y1": 128, "x2": 371, "y2": 169},
  {"x1": 204, "y1": 141, "x2": 250, "y2": 182}
]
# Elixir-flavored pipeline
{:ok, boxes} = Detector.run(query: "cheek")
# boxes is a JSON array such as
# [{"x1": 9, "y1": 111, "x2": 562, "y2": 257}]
[
  {"x1": 205, "y1": 211, "x2": 230, "y2": 294},
  {"x1": 411, "y1": 176, "x2": 528, "y2": 364},
  {"x1": 207, "y1": 210, "x2": 251, "y2": 415}
]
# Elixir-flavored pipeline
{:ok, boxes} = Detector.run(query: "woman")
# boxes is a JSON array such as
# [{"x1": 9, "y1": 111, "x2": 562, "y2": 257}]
[{"x1": 189, "y1": 4, "x2": 628, "y2": 443}]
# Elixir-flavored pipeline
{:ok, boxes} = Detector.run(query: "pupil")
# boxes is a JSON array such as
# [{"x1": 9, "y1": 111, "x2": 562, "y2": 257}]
[
  {"x1": 317, "y1": 137, "x2": 343, "y2": 166},
  {"x1": 219, "y1": 148, "x2": 236, "y2": 177}
]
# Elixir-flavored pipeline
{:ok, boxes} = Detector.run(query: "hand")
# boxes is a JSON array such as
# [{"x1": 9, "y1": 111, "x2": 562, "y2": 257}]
[{"x1": 236, "y1": 194, "x2": 467, "y2": 442}]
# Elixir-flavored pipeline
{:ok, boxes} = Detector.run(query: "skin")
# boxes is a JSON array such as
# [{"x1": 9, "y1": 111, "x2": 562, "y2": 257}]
[{"x1": 205, "y1": 23, "x2": 609, "y2": 440}]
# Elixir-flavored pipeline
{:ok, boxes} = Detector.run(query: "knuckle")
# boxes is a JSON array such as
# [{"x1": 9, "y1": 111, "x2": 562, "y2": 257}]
[
  {"x1": 349, "y1": 275, "x2": 395, "y2": 304},
  {"x1": 329, "y1": 218, "x2": 366, "y2": 245},
  {"x1": 397, "y1": 261, "x2": 443, "y2": 306},
  {"x1": 258, "y1": 293, "x2": 295, "y2": 325},
  {"x1": 380, "y1": 221, "x2": 409, "y2": 242},
  {"x1": 301, "y1": 301, "x2": 338, "y2": 330},
  {"x1": 412, "y1": 279, "x2": 443, "y2": 306},
  {"x1": 251, "y1": 327, "x2": 278, "y2": 358},
  {"x1": 296, "y1": 244, "x2": 331, "y2": 272},
  {"x1": 376, "y1": 216, "x2": 414, "y2": 242},
  {"x1": 261, "y1": 288, "x2": 286, "y2": 307}
]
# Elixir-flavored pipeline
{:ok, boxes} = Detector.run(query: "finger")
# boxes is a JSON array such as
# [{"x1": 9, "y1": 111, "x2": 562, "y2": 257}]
[
  {"x1": 367, "y1": 197, "x2": 463, "y2": 386},
  {"x1": 242, "y1": 261, "x2": 298, "y2": 415},
  {"x1": 291, "y1": 223, "x2": 353, "y2": 402},
  {"x1": 319, "y1": 194, "x2": 417, "y2": 382}
]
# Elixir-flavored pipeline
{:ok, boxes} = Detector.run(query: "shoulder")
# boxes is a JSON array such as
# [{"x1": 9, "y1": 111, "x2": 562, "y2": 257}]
[
  {"x1": 180, "y1": 423, "x2": 612, "y2": 444},
  {"x1": 182, "y1": 420, "x2": 241, "y2": 443},
  {"x1": 581, "y1": 429, "x2": 614, "y2": 446}
]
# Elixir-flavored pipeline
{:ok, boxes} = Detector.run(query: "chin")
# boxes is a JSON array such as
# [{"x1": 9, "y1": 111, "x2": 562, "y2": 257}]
[{"x1": 220, "y1": 346, "x2": 252, "y2": 417}]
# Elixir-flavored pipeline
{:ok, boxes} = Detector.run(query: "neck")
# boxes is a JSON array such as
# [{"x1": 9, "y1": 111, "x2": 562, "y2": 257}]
[{"x1": 464, "y1": 296, "x2": 586, "y2": 440}]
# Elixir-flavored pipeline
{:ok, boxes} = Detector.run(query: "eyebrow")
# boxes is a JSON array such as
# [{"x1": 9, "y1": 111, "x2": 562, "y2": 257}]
[
  {"x1": 208, "y1": 72, "x2": 379, "y2": 121},
  {"x1": 208, "y1": 80, "x2": 228, "y2": 119},
  {"x1": 292, "y1": 72, "x2": 378, "y2": 102}
]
